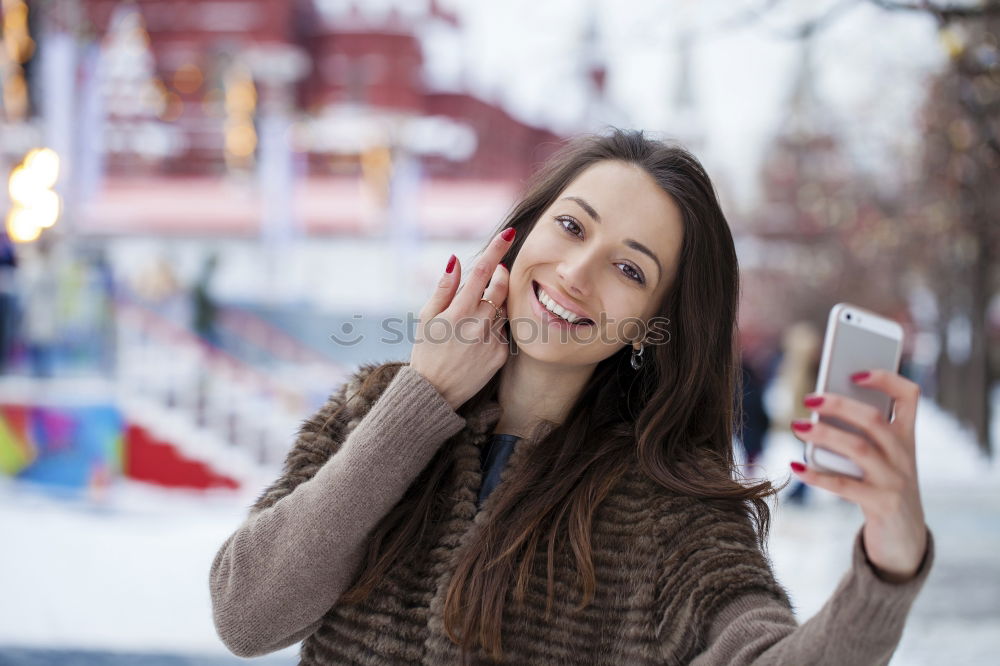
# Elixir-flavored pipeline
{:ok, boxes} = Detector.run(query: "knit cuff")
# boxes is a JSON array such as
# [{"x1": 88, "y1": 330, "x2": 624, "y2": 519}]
[
  {"x1": 855, "y1": 523, "x2": 935, "y2": 588},
  {"x1": 832, "y1": 524, "x2": 935, "y2": 631}
]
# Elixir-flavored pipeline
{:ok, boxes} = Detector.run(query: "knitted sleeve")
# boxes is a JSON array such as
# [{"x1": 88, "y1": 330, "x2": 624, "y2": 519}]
[
  {"x1": 688, "y1": 524, "x2": 935, "y2": 665},
  {"x1": 208, "y1": 361, "x2": 467, "y2": 658}
]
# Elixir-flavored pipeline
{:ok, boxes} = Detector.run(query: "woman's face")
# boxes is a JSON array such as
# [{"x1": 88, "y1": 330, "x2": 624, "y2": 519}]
[{"x1": 507, "y1": 160, "x2": 685, "y2": 366}]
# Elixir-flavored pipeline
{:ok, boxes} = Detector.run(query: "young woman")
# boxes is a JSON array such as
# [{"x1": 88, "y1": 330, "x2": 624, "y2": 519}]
[{"x1": 210, "y1": 129, "x2": 933, "y2": 665}]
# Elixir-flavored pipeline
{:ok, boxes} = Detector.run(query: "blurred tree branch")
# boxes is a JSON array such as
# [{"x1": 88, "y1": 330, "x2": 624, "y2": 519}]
[
  {"x1": 869, "y1": 0, "x2": 1000, "y2": 22},
  {"x1": 712, "y1": 0, "x2": 862, "y2": 39},
  {"x1": 722, "y1": 0, "x2": 1000, "y2": 37}
]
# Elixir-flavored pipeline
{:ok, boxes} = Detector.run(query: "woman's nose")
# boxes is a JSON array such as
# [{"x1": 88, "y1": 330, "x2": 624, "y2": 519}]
[{"x1": 556, "y1": 255, "x2": 596, "y2": 298}]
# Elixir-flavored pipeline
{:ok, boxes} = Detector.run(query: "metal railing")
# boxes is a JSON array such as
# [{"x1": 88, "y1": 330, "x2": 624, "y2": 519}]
[{"x1": 114, "y1": 296, "x2": 349, "y2": 469}]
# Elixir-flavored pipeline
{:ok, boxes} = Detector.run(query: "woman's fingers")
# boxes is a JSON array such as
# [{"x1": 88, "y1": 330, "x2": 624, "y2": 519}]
[
  {"x1": 792, "y1": 455, "x2": 912, "y2": 523},
  {"x1": 790, "y1": 418, "x2": 889, "y2": 484},
  {"x1": 803, "y1": 391, "x2": 908, "y2": 472},
  {"x1": 851, "y1": 369, "x2": 921, "y2": 445},
  {"x1": 481, "y1": 263, "x2": 509, "y2": 334},
  {"x1": 790, "y1": 462, "x2": 884, "y2": 508},
  {"x1": 452, "y1": 228, "x2": 516, "y2": 313},
  {"x1": 408, "y1": 234, "x2": 515, "y2": 411},
  {"x1": 791, "y1": 373, "x2": 922, "y2": 521},
  {"x1": 419, "y1": 254, "x2": 461, "y2": 324}
]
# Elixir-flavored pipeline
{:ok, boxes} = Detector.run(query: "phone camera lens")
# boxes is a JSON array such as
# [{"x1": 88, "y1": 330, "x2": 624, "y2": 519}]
[{"x1": 846, "y1": 313, "x2": 852, "y2": 320}]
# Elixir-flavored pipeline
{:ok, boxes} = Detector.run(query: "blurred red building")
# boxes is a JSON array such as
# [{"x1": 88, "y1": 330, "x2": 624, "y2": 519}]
[{"x1": 80, "y1": 0, "x2": 561, "y2": 182}]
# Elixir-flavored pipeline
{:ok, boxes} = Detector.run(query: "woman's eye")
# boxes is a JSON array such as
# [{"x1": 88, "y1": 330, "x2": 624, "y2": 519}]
[
  {"x1": 555, "y1": 216, "x2": 645, "y2": 285},
  {"x1": 557, "y1": 216, "x2": 583, "y2": 237},
  {"x1": 619, "y1": 264, "x2": 644, "y2": 284}
]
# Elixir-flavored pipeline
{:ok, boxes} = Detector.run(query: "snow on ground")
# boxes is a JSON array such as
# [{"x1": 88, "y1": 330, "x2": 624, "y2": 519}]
[
  {"x1": 1, "y1": 396, "x2": 997, "y2": 664},
  {"x1": 0, "y1": 476, "x2": 298, "y2": 662}
]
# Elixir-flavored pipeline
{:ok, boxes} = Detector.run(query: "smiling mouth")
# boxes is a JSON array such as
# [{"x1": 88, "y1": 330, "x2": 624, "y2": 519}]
[{"x1": 531, "y1": 280, "x2": 594, "y2": 326}]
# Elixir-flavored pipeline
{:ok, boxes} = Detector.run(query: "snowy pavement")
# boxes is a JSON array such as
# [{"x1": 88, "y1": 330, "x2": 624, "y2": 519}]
[{"x1": 1, "y1": 397, "x2": 997, "y2": 665}]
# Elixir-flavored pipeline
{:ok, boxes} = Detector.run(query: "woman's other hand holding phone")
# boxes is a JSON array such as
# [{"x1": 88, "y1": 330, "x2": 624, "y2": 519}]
[{"x1": 789, "y1": 369, "x2": 928, "y2": 583}]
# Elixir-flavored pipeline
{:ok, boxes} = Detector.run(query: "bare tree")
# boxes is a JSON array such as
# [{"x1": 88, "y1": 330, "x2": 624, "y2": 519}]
[{"x1": 742, "y1": 0, "x2": 999, "y2": 454}]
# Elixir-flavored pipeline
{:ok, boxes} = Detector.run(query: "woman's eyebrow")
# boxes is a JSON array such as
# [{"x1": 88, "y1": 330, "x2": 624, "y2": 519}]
[
  {"x1": 560, "y1": 196, "x2": 663, "y2": 282},
  {"x1": 562, "y1": 196, "x2": 602, "y2": 223}
]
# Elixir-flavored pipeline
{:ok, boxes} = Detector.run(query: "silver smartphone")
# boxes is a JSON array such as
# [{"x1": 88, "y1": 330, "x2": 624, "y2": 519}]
[{"x1": 804, "y1": 303, "x2": 904, "y2": 479}]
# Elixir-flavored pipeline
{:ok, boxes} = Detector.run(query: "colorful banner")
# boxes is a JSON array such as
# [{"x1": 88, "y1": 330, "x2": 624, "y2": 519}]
[
  {"x1": 1, "y1": 403, "x2": 122, "y2": 490},
  {"x1": 0, "y1": 402, "x2": 239, "y2": 492}
]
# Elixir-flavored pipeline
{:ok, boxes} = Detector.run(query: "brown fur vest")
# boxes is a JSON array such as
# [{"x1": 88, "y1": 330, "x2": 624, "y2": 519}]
[{"x1": 253, "y1": 361, "x2": 792, "y2": 665}]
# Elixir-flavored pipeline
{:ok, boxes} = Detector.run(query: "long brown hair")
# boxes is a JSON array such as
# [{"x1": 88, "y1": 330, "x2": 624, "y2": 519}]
[{"x1": 336, "y1": 128, "x2": 786, "y2": 662}]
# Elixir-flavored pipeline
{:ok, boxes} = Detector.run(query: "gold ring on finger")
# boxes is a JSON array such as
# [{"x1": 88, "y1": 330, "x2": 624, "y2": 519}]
[{"x1": 480, "y1": 298, "x2": 503, "y2": 320}]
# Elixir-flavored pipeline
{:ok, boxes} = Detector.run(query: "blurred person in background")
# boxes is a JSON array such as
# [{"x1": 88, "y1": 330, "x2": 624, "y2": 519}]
[
  {"x1": 191, "y1": 251, "x2": 221, "y2": 349},
  {"x1": 768, "y1": 320, "x2": 822, "y2": 506},
  {"x1": 736, "y1": 326, "x2": 780, "y2": 479},
  {"x1": 210, "y1": 130, "x2": 933, "y2": 665},
  {"x1": 17, "y1": 235, "x2": 60, "y2": 378},
  {"x1": 0, "y1": 229, "x2": 17, "y2": 374},
  {"x1": 131, "y1": 254, "x2": 185, "y2": 322},
  {"x1": 737, "y1": 351, "x2": 772, "y2": 480},
  {"x1": 89, "y1": 246, "x2": 118, "y2": 376}
]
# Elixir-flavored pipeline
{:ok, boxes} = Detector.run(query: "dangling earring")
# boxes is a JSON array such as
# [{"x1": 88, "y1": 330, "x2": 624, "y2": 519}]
[{"x1": 630, "y1": 342, "x2": 644, "y2": 370}]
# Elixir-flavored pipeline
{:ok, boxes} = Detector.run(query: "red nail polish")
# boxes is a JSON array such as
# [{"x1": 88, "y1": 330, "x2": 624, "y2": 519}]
[
  {"x1": 803, "y1": 395, "x2": 824, "y2": 407},
  {"x1": 446, "y1": 254, "x2": 456, "y2": 274},
  {"x1": 501, "y1": 228, "x2": 516, "y2": 241},
  {"x1": 501, "y1": 262, "x2": 508, "y2": 270},
  {"x1": 790, "y1": 461, "x2": 806, "y2": 473},
  {"x1": 850, "y1": 371, "x2": 870, "y2": 382},
  {"x1": 791, "y1": 420, "x2": 812, "y2": 432}
]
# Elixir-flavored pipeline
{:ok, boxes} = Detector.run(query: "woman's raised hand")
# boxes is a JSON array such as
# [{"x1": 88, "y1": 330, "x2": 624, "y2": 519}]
[
  {"x1": 789, "y1": 370, "x2": 929, "y2": 582},
  {"x1": 409, "y1": 228, "x2": 515, "y2": 411}
]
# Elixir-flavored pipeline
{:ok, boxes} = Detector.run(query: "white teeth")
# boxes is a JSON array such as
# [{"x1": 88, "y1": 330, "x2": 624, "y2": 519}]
[{"x1": 537, "y1": 287, "x2": 585, "y2": 324}]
